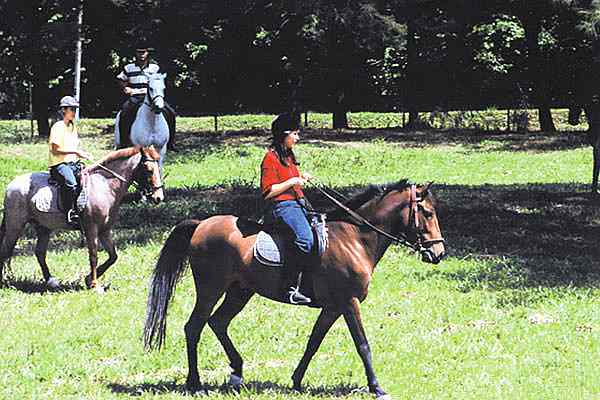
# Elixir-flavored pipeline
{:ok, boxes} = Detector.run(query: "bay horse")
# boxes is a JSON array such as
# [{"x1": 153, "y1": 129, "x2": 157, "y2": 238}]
[
  {"x1": 144, "y1": 180, "x2": 446, "y2": 399},
  {"x1": 0, "y1": 146, "x2": 164, "y2": 290}
]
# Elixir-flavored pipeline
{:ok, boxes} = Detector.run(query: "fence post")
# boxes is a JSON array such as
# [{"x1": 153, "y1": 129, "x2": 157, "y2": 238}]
[
  {"x1": 29, "y1": 82, "x2": 34, "y2": 138},
  {"x1": 214, "y1": 114, "x2": 218, "y2": 132}
]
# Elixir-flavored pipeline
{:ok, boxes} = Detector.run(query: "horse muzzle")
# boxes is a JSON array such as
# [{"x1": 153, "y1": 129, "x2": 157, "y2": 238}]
[
  {"x1": 420, "y1": 241, "x2": 447, "y2": 264},
  {"x1": 421, "y1": 249, "x2": 446, "y2": 264}
]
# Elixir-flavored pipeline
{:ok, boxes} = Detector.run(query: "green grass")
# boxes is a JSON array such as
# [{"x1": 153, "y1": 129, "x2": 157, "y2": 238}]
[{"x1": 0, "y1": 113, "x2": 599, "y2": 399}]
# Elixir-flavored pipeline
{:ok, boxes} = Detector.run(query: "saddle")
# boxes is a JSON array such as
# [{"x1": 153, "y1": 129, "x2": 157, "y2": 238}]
[
  {"x1": 253, "y1": 213, "x2": 328, "y2": 268},
  {"x1": 33, "y1": 171, "x2": 87, "y2": 214}
]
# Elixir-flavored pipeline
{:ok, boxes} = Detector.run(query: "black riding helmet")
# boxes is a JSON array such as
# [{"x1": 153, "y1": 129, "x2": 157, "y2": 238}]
[{"x1": 271, "y1": 112, "x2": 301, "y2": 143}]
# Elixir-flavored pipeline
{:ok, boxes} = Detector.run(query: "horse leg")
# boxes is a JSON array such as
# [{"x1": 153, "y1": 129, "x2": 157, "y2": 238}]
[
  {"x1": 292, "y1": 308, "x2": 341, "y2": 392},
  {"x1": 33, "y1": 225, "x2": 59, "y2": 290},
  {"x1": 83, "y1": 224, "x2": 100, "y2": 290},
  {"x1": 185, "y1": 262, "x2": 227, "y2": 393},
  {"x1": 592, "y1": 141, "x2": 600, "y2": 195},
  {"x1": 0, "y1": 212, "x2": 27, "y2": 283},
  {"x1": 207, "y1": 283, "x2": 254, "y2": 390},
  {"x1": 343, "y1": 298, "x2": 389, "y2": 399},
  {"x1": 94, "y1": 230, "x2": 117, "y2": 280}
]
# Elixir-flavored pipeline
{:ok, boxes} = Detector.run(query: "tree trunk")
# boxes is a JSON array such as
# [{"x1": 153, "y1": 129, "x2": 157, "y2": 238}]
[
  {"x1": 332, "y1": 92, "x2": 348, "y2": 129},
  {"x1": 406, "y1": 19, "x2": 420, "y2": 129},
  {"x1": 73, "y1": 0, "x2": 84, "y2": 120},
  {"x1": 32, "y1": 76, "x2": 50, "y2": 137},
  {"x1": 523, "y1": 11, "x2": 556, "y2": 132},
  {"x1": 30, "y1": 1, "x2": 50, "y2": 137}
]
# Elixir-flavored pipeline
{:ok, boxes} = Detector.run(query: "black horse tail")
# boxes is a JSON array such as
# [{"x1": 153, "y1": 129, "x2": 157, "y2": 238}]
[
  {"x1": 0, "y1": 210, "x2": 5, "y2": 248},
  {"x1": 0, "y1": 210, "x2": 6, "y2": 266},
  {"x1": 143, "y1": 219, "x2": 200, "y2": 351}
]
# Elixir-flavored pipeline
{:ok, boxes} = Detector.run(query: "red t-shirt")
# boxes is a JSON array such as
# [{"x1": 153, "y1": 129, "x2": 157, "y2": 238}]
[{"x1": 260, "y1": 149, "x2": 304, "y2": 202}]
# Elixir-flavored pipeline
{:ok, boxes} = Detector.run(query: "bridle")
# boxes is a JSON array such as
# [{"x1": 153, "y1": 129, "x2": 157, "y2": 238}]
[
  {"x1": 134, "y1": 149, "x2": 164, "y2": 197},
  {"x1": 407, "y1": 184, "x2": 446, "y2": 250},
  {"x1": 312, "y1": 182, "x2": 445, "y2": 253},
  {"x1": 142, "y1": 74, "x2": 165, "y2": 113}
]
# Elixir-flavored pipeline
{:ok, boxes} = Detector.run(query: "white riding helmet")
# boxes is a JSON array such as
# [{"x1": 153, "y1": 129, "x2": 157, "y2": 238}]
[{"x1": 59, "y1": 96, "x2": 79, "y2": 108}]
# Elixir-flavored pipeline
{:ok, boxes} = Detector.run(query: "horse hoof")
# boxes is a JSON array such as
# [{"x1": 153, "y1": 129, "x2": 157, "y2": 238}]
[
  {"x1": 46, "y1": 277, "x2": 61, "y2": 290},
  {"x1": 92, "y1": 285, "x2": 106, "y2": 294},
  {"x1": 185, "y1": 382, "x2": 207, "y2": 395},
  {"x1": 292, "y1": 382, "x2": 302, "y2": 393},
  {"x1": 376, "y1": 394, "x2": 392, "y2": 400},
  {"x1": 228, "y1": 374, "x2": 243, "y2": 391}
]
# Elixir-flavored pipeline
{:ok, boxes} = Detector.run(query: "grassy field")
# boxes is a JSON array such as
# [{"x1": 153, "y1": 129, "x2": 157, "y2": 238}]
[{"x1": 1, "y1": 113, "x2": 599, "y2": 399}]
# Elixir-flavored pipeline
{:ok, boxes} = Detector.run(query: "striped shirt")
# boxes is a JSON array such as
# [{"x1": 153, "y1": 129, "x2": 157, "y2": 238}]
[{"x1": 116, "y1": 62, "x2": 160, "y2": 96}]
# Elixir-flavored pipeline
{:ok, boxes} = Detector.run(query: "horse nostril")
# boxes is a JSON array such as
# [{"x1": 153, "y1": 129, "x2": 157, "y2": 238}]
[{"x1": 421, "y1": 250, "x2": 433, "y2": 263}]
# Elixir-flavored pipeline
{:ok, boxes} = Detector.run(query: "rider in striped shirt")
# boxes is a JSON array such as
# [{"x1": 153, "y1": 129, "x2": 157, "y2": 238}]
[{"x1": 116, "y1": 43, "x2": 175, "y2": 148}]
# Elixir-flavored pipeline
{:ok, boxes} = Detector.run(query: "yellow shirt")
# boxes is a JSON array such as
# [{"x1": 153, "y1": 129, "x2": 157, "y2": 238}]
[{"x1": 48, "y1": 120, "x2": 79, "y2": 167}]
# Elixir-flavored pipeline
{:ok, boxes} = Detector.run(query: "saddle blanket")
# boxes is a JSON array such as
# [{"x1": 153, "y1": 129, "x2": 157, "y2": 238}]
[
  {"x1": 31, "y1": 176, "x2": 88, "y2": 214},
  {"x1": 253, "y1": 213, "x2": 328, "y2": 267}
]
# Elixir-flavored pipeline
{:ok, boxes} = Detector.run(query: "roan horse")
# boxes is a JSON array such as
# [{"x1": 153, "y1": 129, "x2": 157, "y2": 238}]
[
  {"x1": 144, "y1": 180, "x2": 446, "y2": 399},
  {"x1": 115, "y1": 73, "x2": 170, "y2": 169},
  {"x1": 0, "y1": 146, "x2": 164, "y2": 290}
]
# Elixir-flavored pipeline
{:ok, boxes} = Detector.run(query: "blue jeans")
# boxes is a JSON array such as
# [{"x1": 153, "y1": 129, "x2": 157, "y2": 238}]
[
  {"x1": 272, "y1": 199, "x2": 314, "y2": 256},
  {"x1": 50, "y1": 162, "x2": 79, "y2": 211}
]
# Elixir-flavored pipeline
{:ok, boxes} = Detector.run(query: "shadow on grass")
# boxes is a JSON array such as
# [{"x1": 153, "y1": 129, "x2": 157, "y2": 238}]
[
  {"x1": 7, "y1": 179, "x2": 600, "y2": 296},
  {"x1": 168, "y1": 126, "x2": 592, "y2": 153},
  {"x1": 107, "y1": 379, "x2": 364, "y2": 397},
  {"x1": 2, "y1": 277, "x2": 85, "y2": 294}
]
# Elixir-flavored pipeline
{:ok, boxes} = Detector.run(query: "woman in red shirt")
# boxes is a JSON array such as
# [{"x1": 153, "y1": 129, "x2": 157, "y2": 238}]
[{"x1": 261, "y1": 113, "x2": 313, "y2": 305}]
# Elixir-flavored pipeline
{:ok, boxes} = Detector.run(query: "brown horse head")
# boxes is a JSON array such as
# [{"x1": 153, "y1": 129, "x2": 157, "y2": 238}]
[
  {"x1": 412, "y1": 182, "x2": 446, "y2": 263},
  {"x1": 135, "y1": 145, "x2": 164, "y2": 204},
  {"x1": 361, "y1": 180, "x2": 446, "y2": 264}
]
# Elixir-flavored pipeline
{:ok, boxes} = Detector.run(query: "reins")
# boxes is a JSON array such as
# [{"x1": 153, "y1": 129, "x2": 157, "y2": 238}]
[
  {"x1": 86, "y1": 151, "x2": 163, "y2": 194},
  {"x1": 308, "y1": 180, "x2": 420, "y2": 251}
]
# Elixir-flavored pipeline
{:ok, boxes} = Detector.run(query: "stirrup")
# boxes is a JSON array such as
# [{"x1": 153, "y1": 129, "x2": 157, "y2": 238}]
[
  {"x1": 67, "y1": 209, "x2": 80, "y2": 226},
  {"x1": 287, "y1": 286, "x2": 311, "y2": 305}
]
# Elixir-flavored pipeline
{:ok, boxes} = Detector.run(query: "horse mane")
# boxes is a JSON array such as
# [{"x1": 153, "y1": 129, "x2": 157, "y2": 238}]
[
  {"x1": 97, "y1": 147, "x2": 139, "y2": 165},
  {"x1": 326, "y1": 179, "x2": 412, "y2": 222},
  {"x1": 97, "y1": 146, "x2": 159, "y2": 166}
]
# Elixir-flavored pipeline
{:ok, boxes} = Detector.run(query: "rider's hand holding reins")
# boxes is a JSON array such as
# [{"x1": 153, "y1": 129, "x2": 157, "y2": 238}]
[
  {"x1": 264, "y1": 176, "x2": 306, "y2": 200},
  {"x1": 301, "y1": 172, "x2": 313, "y2": 182}
]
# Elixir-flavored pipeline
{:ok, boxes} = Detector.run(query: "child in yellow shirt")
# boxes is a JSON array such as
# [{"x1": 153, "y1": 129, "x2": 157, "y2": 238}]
[{"x1": 48, "y1": 96, "x2": 91, "y2": 226}]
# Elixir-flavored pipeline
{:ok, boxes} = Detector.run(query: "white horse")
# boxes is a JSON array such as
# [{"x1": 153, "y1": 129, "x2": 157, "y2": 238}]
[{"x1": 115, "y1": 73, "x2": 169, "y2": 169}]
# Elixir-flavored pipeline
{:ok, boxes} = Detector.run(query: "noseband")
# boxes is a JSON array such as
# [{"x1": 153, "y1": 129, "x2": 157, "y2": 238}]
[{"x1": 144, "y1": 94, "x2": 164, "y2": 112}]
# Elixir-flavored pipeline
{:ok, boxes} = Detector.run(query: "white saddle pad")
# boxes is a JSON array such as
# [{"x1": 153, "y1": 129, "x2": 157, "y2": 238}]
[
  {"x1": 254, "y1": 231, "x2": 284, "y2": 267},
  {"x1": 32, "y1": 181, "x2": 88, "y2": 214}
]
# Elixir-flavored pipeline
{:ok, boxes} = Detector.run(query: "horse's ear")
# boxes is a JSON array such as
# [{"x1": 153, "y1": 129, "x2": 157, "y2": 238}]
[{"x1": 422, "y1": 181, "x2": 434, "y2": 198}]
